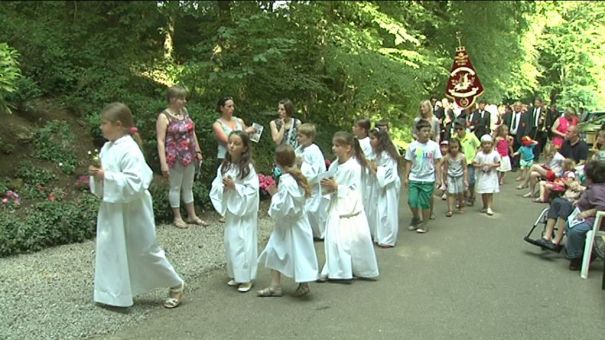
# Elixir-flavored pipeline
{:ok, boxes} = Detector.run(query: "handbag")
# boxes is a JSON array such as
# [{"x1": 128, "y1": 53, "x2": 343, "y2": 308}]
[{"x1": 567, "y1": 207, "x2": 585, "y2": 229}]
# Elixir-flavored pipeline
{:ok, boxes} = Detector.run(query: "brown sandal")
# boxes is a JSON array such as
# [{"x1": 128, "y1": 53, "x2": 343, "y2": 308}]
[{"x1": 293, "y1": 284, "x2": 310, "y2": 297}]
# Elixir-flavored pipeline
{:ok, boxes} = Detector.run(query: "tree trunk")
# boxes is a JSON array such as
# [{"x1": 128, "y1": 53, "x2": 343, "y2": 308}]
[{"x1": 163, "y1": 13, "x2": 175, "y2": 61}]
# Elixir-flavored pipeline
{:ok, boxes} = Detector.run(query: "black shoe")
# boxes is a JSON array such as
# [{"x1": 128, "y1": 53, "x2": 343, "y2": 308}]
[{"x1": 569, "y1": 257, "x2": 581, "y2": 271}]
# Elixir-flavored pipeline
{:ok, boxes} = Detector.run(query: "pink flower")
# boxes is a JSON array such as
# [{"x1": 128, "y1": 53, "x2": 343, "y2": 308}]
[{"x1": 2, "y1": 198, "x2": 7, "y2": 204}]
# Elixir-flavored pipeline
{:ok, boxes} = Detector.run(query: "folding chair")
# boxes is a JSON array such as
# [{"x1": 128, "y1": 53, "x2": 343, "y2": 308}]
[{"x1": 580, "y1": 210, "x2": 605, "y2": 282}]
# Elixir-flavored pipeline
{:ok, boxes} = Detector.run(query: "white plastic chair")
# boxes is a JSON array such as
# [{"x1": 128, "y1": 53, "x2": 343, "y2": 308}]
[{"x1": 580, "y1": 210, "x2": 605, "y2": 279}]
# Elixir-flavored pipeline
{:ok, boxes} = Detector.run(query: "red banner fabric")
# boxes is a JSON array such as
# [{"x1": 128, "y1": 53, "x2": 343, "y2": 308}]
[{"x1": 445, "y1": 46, "x2": 484, "y2": 109}]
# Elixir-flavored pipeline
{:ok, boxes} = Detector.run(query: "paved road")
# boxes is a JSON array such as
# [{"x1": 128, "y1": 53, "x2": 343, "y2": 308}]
[{"x1": 104, "y1": 183, "x2": 604, "y2": 340}]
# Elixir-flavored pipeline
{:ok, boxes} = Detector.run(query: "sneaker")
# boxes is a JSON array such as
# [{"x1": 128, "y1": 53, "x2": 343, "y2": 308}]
[
  {"x1": 408, "y1": 217, "x2": 420, "y2": 231},
  {"x1": 416, "y1": 222, "x2": 429, "y2": 234},
  {"x1": 480, "y1": 208, "x2": 487, "y2": 213},
  {"x1": 486, "y1": 208, "x2": 494, "y2": 216}
]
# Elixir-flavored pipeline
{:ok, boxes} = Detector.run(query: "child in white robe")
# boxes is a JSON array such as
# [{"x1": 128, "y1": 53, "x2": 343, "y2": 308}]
[
  {"x1": 319, "y1": 131, "x2": 379, "y2": 281},
  {"x1": 257, "y1": 144, "x2": 319, "y2": 297},
  {"x1": 88, "y1": 102, "x2": 184, "y2": 309},
  {"x1": 210, "y1": 130, "x2": 259, "y2": 293},
  {"x1": 352, "y1": 118, "x2": 378, "y2": 240},
  {"x1": 294, "y1": 123, "x2": 327, "y2": 240},
  {"x1": 368, "y1": 128, "x2": 401, "y2": 247}
]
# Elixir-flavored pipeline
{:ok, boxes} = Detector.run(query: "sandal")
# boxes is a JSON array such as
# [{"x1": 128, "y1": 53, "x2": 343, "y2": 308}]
[
  {"x1": 293, "y1": 284, "x2": 310, "y2": 297},
  {"x1": 163, "y1": 282, "x2": 185, "y2": 309},
  {"x1": 446, "y1": 211, "x2": 453, "y2": 217},
  {"x1": 187, "y1": 216, "x2": 209, "y2": 227},
  {"x1": 256, "y1": 286, "x2": 283, "y2": 297},
  {"x1": 516, "y1": 184, "x2": 527, "y2": 190},
  {"x1": 227, "y1": 279, "x2": 238, "y2": 287},
  {"x1": 522, "y1": 192, "x2": 533, "y2": 198},
  {"x1": 174, "y1": 219, "x2": 188, "y2": 229},
  {"x1": 238, "y1": 282, "x2": 253, "y2": 293}
]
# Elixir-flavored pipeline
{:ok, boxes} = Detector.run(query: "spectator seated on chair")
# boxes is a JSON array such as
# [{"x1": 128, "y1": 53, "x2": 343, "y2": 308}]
[
  {"x1": 565, "y1": 160, "x2": 605, "y2": 271},
  {"x1": 534, "y1": 159, "x2": 577, "y2": 203},
  {"x1": 536, "y1": 180, "x2": 586, "y2": 252}
]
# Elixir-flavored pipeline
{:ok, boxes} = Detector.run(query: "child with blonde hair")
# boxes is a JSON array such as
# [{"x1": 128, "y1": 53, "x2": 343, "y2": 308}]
[
  {"x1": 294, "y1": 123, "x2": 327, "y2": 240},
  {"x1": 494, "y1": 124, "x2": 513, "y2": 185},
  {"x1": 473, "y1": 134, "x2": 501, "y2": 215},
  {"x1": 443, "y1": 138, "x2": 468, "y2": 216},
  {"x1": 89, "y1": 102, "x2": 185, "y2": 309}
]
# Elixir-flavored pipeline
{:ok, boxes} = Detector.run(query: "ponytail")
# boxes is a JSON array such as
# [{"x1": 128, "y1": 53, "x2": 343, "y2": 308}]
[
  {"x1": 283, "y1": 166, "x2": 312, "y2": 197},
  {"x1": 352, "y1": 138, "x2": 368, "y2": 169}
]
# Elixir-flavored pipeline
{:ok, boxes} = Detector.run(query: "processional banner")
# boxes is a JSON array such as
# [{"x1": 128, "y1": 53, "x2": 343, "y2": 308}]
[{"x1": 445, "y1": 45, "x2": 484, "y2": 109}]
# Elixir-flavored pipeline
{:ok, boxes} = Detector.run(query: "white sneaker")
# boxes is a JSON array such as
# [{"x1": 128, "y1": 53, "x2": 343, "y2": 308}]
[{"x1": 486, "y1": 208, "x2": 494, "y2": 216}]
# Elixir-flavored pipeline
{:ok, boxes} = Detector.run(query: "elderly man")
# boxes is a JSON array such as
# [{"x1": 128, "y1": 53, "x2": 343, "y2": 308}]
[{"x1": 559, "y1": 125, "x2": 588, "y2": 165}]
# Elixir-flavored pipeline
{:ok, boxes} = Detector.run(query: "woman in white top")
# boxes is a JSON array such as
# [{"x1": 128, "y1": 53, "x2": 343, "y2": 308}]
[
  {"x1": 413, "y1": 100, "x2": 441, "y2": 144},
  {"x1": 212, "y1": 96, "x2": 256, "y2": 167}
]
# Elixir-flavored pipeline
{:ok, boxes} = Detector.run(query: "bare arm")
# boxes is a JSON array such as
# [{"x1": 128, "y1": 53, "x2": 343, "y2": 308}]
[
  {"x1": 435, "y1": 158, "x2": 443, "y2": 186},
  {"x1": 270, "y1": 119, "x2": 285, "y2": 145},
  {"x1": 192, "y1": 130, "x2": 203, "y2": 160},
  {"x1": 156, "y1": 114, "x2": 170, "y2": 177},
  {"x1": 213, "y1": 121, "x2": 229, "y2": 145},
  {"x1": 403, "y1": 160, "x2": 411, "y2": 187}
]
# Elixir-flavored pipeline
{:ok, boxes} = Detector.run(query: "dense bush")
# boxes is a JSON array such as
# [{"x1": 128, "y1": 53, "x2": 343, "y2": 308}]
[
  {"x1": 32, "y1": 121, "x2": 78, "y2": 174},
  {"x1": 0, "y1": 194, "x2": 97, "y2": 257}
]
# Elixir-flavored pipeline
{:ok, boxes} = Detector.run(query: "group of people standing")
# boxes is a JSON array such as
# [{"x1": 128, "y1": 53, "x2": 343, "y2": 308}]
[{"x1": 87, "y1": 85, "x2": 604, "y2": 310}]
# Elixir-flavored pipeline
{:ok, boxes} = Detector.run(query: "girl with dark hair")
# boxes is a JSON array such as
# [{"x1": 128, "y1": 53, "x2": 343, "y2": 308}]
[
  {"x1": 368, "y1": 128, "x2": 401, "y2": 247},
  {"x1": 269, "y1": 98, "x2": 302, "y2": 148},
  {"x1": 210, "y1": 130, "x2": 260, "y2": 293},
  {"x1": 257, "y1": 144, "x2": 319, "y2": 298},
  {"x1": 90, "y1": 103, "x2": 185, "y2": 309},
  {"x1": 443, "y1": 138, "x2": 468, "y2": 217},
  {"x1": 565, "y1": 160, "x2": 605, "y2": 270},
  {"x1": 318, "y1": 131, "x2": 379, "y2": 281}
]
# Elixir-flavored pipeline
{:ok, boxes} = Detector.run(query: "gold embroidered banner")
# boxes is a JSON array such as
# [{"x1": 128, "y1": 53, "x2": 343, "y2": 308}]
[{"x1": 445, "y1": 46, "x2": 484, "y2": 109}]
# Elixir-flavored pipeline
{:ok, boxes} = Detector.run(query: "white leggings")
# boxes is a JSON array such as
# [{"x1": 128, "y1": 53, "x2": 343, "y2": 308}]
[{"x1": 168, "y1": 162, "x2": 195, "y2": 208}]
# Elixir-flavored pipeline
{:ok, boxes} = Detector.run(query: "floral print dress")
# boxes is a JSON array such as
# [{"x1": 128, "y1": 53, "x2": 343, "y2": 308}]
[{"x1": 164, "y1": 110, "x2": 197, "y2": 169}]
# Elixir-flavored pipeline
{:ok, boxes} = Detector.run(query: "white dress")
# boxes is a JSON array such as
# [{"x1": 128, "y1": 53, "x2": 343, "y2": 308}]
[
  {"x1": 374, "y1": 151, "x2": 401, "y2": 247},
  {"x1": 210, "y1": 164, "x2": 260, "y2": 283},
  {"x1": 320, "y1": 158, "x2": 379, "y2": 280},
  {"x1": 258, "y1": 174, "x2": 319, "y2": 283},
  {"x1": 474, "y1": 150, "x2": 501, "y2": 194},
  {"x1": 89, "y1": 135, "x2": 183, "y2": 307},
  {"x1": 295, "y1": 144, "x2": 327, "y2": 239},
  {"x1": 358, "y1": 137, "x2": 378, "y2": 239}
]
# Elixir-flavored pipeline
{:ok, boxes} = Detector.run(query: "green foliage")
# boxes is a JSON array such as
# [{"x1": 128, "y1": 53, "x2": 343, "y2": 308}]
[
  {"x1": 16, "y1": 162, "x2": 56, "y2": 186},
  {"x1": 0, "y1": 194, "x2": 97, "y2": 257},
  {"x1": 0, "y1": 42, "x2": 22, "y2": 114},
  {"x1": 32, "y1": 121, "x2": 78, "y2": 174}
]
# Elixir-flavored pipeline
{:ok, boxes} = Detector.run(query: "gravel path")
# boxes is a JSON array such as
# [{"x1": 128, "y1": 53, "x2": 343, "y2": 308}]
[{"x1": 0, "y1": 204, "x2": 273, "y2": 340}]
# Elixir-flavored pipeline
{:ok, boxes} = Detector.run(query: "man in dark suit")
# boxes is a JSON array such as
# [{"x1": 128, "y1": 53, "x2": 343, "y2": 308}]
[
  {"x1": 503, "y1": 101, "x2": 527, "y2": 170},
  {"x1": 526, "y1": 97, "x2": 546, "y2": 159},
  {"x1": 469, "y1": 99, "x2": 491, "y2": 139}
]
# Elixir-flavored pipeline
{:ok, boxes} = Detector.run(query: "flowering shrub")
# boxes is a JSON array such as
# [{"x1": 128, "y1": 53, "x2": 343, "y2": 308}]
[
  {"x1": 258, "y1": 173, "x2": 276, "y2": 199},
  {"x1": 2, "y1": 190, "x2": 21, "y2": 207}
]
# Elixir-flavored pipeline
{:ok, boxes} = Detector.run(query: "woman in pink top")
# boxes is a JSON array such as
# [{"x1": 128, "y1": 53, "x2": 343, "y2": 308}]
[
  {"x1": 156, "y1": 86, "x2": 208, "y2": 229},
  {"x1": 550, "y1": 107, "x2": 579, "y2": 149}
]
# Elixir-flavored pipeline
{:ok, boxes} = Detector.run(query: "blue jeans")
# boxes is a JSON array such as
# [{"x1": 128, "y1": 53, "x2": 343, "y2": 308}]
[
  {"x1": 565, "y1": 221, "x2": 591, "y2": 259},
  {"x1": 467, "y1": 166, "x2": 476, "y2": 187}
]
